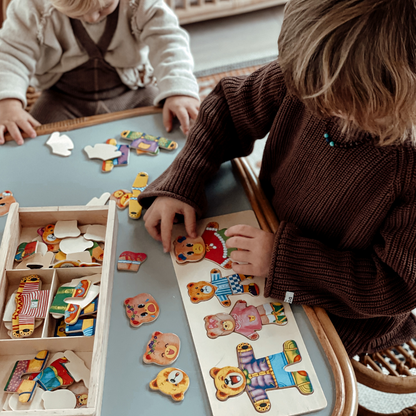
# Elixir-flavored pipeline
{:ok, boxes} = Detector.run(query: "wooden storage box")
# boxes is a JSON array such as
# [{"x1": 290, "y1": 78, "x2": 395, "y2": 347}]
[{"x1": 0, "y1": 202, "x2": 118, "y2": 415}]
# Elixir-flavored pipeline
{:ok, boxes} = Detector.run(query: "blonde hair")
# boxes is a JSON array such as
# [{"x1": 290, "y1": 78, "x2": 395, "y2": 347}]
[
  {"x1": 278, "y1": 0, "x2": 416, "y2": 146},
  {"x1": 51, "y1": 0, "x2": 109, "y2": 15}
]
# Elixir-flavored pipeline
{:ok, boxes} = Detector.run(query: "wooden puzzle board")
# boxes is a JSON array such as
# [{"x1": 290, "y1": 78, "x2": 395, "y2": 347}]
[{"x1": 170, "y1": 210, "x2": 327, "y2": 416}]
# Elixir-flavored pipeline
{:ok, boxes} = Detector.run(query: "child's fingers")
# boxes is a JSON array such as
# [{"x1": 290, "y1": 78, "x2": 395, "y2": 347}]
[
  {"x1": 160, "y1": 211, "x2": 175, "y2": 253},
  {"x1": 28, "y1": 114, "x2": 41, "y2": 128},
  {"x1": 188, "y1": 104, "x2": 199, "y2": 120},
  {"x1": 226, "y1": 235, "x2": 251, "y2": 251},
  {"x1": 0, "y1": 125, "x2": 5, "y2": 145},
  {"x1": 231, "y1": 261, "x2": 257, "y2": 276},
  {"x1": 176, "y1": 108, "x2": 190, "y2": 135},
  {"x1": 19, "y1": 119, "x2": 37, "y2": 139},
  {"x1": 7, "y1": 123, "x2": 24, "y2": 145},
  {"x1": 162, "y1": 106, "x2": 173, "y2": 133},
  {"x1": 183, "y1": 206, "x2": 197, "y2": 238},
  {"x1": 230, "y1": 249, "x2": 250, "y2": 263},
  {"x1": 225, "y1": 224, "x2": 256, "y2": 238}
]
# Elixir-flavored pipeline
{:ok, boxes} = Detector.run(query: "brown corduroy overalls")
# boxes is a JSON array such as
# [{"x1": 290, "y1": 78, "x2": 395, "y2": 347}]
[{"x1": 30, "y1": 5, "x2": 159, "y2": 124}]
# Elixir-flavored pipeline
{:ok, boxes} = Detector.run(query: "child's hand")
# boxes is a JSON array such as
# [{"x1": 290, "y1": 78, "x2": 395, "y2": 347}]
[
  {"x1": 163, "y1": 95, "x2": 199, "y2": 136},
  {"x1": 0, "y1": 99, "x2": 40, "y2": 145},
  {"x1": 225, "y1": 225, "x2": 274, "y2": 277},
  {"x1": 143, "y1": 196, "x2": 198, "y2": 253}
]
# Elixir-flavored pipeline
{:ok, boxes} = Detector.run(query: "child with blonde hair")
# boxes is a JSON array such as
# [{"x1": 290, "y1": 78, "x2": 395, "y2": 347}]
[
  {"x1": 0, "y1": 0, "x2": 199, "y2": 145},
  {"x1": 138, "y1": 0, "x2": 416, "y2": 358}
]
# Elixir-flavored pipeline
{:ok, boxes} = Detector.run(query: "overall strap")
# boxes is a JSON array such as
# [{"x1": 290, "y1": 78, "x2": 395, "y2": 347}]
[{"x1": 69, "y1": 3, "x2": 120, "y2": 59}]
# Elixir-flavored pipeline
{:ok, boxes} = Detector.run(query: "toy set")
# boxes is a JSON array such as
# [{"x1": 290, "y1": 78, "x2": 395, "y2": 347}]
[
  {"x1": 0, "y1": 202, "x2": 118, "y2": 415},
  {"x1": 170, "y1": 210, "x2": 327, "y2": 415}
]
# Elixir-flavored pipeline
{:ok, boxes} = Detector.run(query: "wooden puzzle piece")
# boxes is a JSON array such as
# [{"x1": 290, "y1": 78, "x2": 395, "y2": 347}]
[
  {"x1": 149, "y1": 368, "x2": 189, "y2": 402},
  {"x1": 8, "y1": 388, "x2": 44, "y2": 411},
  {"x1": 15, "y1": 242, "x2": 38, "y2": 262},
  {"x1": 129, "y1": 172, "x2": 149, "y2": 219},
  {"x1": 65, "y1": 317, "x2": 96, "y2": 336},
  {"x1": 0, "y1": 190, "x2": 16, "y2": 216},
  {"x1": 187, "y1": 269, "x2": 260, "y2": 308},
  {"x1": 68, "y1": 381, "x2": 88, "y2": 408},
  {"x1": 60, "y1": 236, "x2": 94, "y2": 254},
  {"x1": 173, "y1": 222, "x2": 236, "y2": 268},
  {"x1": 47, "y1": 351, "x2": 90, "y2": 388},
  {"x1": 121, "y1": 130, "x2": 178, "y2": 151},
  {"x1": 87, "y1": 241, "x2": 104, "y2": 262},
  {"x1": 42, "y1": 390, "x2": 76, "y2": 410},
  {"x1": 65, "y1": 284, "x2": 99, "y2": 310},
  {"x1": 86, "y1": 192, "x2": 111, "y2": 206},
  {"x1": 117, "y1": 251, "x2": 147, "y2": 272},
  {"x1": 16, "y1": 252, "x2": 54, "y2": 269},
  {"x1": 143, "y1": 331, "x2": 180, "y2": 366},
  {"x1": 210, "y1": 341, "x2": 313, "y2": 413},
  {"x1": 124, "y1": 293, "x2": 159, "y2": 327},
  {"x1": 11, "y1": 275, "x2": 42, "y2": 338},
  {"x1": 46, "y1": 131, "x2": 74, "y2": 157},
  {"x1": 31, "y1": 357, "x2": 74, "y2": 391},
  {"x1": 18, "y1": 288, "x2": 51, "y2": 337},
  {"x1": 101, "y1": 139, "x2": 130, "y2": 172},
  {"x1": 54, "y1": 220, "x2": 80, "y2": 239},
  {"x1": 53, "y1": 259, "x2": 100, "y2": 268},
  {"x1": 4, "y1": 350, "x2": 49, "y2": 403},
  {"x1": 37, "y1": 224, "x2": 62, "y2": 251},
  {"x1": 110, "y1": 189, "x2": 132, "y2": 210},
  {"x1": 204, "y1": 300, "x2": 287, "y2": 340},
  {"x1": 83, "y1": 224, "x2": 106, "y2": 242},
  {"x1": 84, "y1": 143, "x2": 122, "y2": 160},
  {"x1": 64, "y1": 280, "x2": 91, "y2": 325}
]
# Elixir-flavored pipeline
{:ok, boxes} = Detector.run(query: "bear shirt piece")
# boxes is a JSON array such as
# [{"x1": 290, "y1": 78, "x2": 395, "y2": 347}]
[
  {"x1": 149, "y1": 367, "x2": 190, "y2": 401},
  {"x1": 210, "y1": 341, "x2": 314, "y2": 413},
  {"x1": 187, "y1": 269, "x2": 260, "y2": 307},
  {"x1": 124, "y1": 293, "x2": 159, "y2": 327},
  {"x1": 173, "y1": 221, "x2": 236, "y2": 269},
  {"x1": 143, "y1": 331, "x2": 181, "y2": 365},
  {"x1": 204, "y1": 300, "x2": 287, "y2": 340}
]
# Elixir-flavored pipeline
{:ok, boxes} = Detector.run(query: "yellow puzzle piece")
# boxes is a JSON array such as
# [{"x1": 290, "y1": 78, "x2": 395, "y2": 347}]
[{"x1": 129, "y1": 172, "x2": 149, "y2": 219}]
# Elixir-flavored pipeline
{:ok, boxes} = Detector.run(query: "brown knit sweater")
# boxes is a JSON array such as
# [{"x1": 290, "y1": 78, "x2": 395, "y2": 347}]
[{"x1": 138, "y1": 60, "x2": 416, "y2": 358}]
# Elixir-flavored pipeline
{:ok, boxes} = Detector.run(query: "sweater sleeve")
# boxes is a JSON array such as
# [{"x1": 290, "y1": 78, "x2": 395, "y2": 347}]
[
  {"x1": 266, "y1": 149, "x2": 416, "y2": 319},
  {"x1": 133, "y1": 0, "x2": 199, "y2": 105},
  {"x1": 137, "y1": 60, "x2": 286, "y2": 214},
  {"x1": 0, "y1": 0, "x2": 44, "y2": 107}
]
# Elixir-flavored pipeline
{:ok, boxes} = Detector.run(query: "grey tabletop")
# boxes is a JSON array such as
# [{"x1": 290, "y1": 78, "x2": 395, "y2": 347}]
[{"x1": 0, "y1": 112, "x2": 336, "y2": 415}]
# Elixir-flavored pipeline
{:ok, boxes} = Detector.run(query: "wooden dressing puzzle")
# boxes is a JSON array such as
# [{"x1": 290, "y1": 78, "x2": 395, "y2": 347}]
[{"x1": 170, "y1": 211, "x2": 327, "y2": 416}]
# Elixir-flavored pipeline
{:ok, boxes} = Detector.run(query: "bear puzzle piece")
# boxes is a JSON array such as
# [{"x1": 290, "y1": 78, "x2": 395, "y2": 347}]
[
  {"x1": 187, "y1": 268, "x2": 260, "y2": 307},
  {"x1": 31, "y1": 357, "x2": 74, "y2": 391},
  {"x1": 124, "y1": 293, "x2": 159, "y2": 327},
  {"x1": 4, "y1": 350, "x2": 49, "y2": 403},
  {"x1": 64, "y1": 280, "x2": 91, "y2": 325},
  {"x1": 46, "y1": 132, "x2": 74, "y2": 157},
  {"x1": 60, "y1": 236, "x2": 94, "y2": 254},
  {"x1": 121, "y1": 130, "x2": 178, "y2": 151},
  {"x1": 54, "y1": 220, "x2": 80, "y2": 239},
  {"x1": 204, "y1": 300, "x2": 287, "y2": 340},
  {"x1": 14, "y1": 242, "x2": 38, "y2": 262},
  {"x1": 173, "y1": 222, "x2": 236, "y2": 269},
  {"x1": 101, "y1": 139, "x2": 130, "y2": 172},
  {"x1": 210, "y1": 341, "x2": 314, "y2": 413},
  {"x1": 110, "y1": 189, "x2": 132, "y2": 210},
  {"x1": 129, "y1": 172, "x2": 149, "y2": 219},
  {"x1": 37, "y1": 224, "x2": 61, "y2": 252},
  {"x1": 84, "y1": 144, "x2": 122, "y2": 161},
  {"x1": 117, "y1": 251, "x2": 147, "y2": 272},
  {"x1": 0, "y1": 190, "x2": 16, "y2": 216},
  {"x1": 42, "y1": 390, "x2": 77, "y2": 410},
  {"x1": 143, "y1": 331, "x2": 181, "y2": 365},
  {"x1": 149, "y1": 368, "x2": 189, "y2": 402}
]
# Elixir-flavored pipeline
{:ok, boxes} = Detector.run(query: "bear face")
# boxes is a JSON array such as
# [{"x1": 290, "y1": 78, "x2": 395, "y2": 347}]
[
  {"x1": 143, "y1": 331, "x2": 180, "y2": 365},
  {"x1": 0, "y1": 190, "x2": 16, "y2": 216},
  {"x1": 187, "y1": 281, "x2": 216, "y2": 303},
  {"x1": 210, "y1": 366, "x2": 246, "y2": 401},
  {"x1": 173, "y1": 235, "x2": 205, "y2": 264},
  {"x1": 149, "y1": 367, "x2": 190, "y2": 401},
  {"x1": 204, "y1": 313, "x2": 235, "y2": 339},
  {"x1": 124, "y1": 293, "x2": 159, "y2": 327}
]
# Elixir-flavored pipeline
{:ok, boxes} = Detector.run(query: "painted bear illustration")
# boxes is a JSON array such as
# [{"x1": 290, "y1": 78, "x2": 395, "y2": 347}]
[
  {"x1": 187, "y1": 269, "x2": 260, "y2": 307},
  {"x1": 204, "y1": 300, "x2": 287, "y2": 340},
  {"x1": 174, "y1": 221, "x2": 236, "y2": 269},
  {"x1": 124, "y1": 293, "x2": 160, "y2": 327},
  {"x1": 143, "y1": 331, "x2": 181, "y2": 365},
  {"x1": 210, "y1": 341, "x2": 313, "y2": 413},
  {"x1": 149, "y1": 367, "x2": 190, "y2": 401}
]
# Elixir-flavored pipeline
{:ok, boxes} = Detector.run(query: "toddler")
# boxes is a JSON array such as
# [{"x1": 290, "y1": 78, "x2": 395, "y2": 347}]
[
  {"x1": 0, "y1": 0, "x2": 199, "y2": 145},
  {"x1": 138, "y1": 0, "x2": 416, "y2": 358}
]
